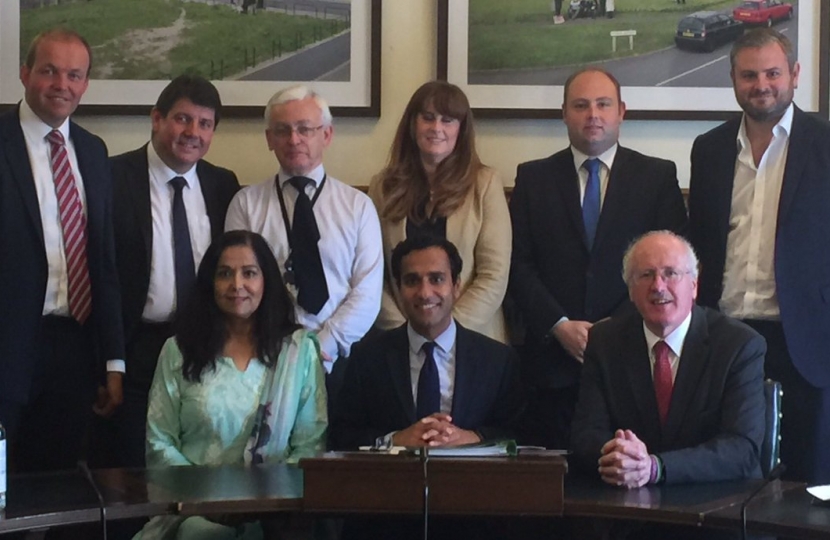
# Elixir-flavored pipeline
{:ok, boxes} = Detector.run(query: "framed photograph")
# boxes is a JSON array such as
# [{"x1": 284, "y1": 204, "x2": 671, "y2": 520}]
[
  {"x1": 0, "y1": 0, "x2": 381, "y2": 117},
  {"x1": 438, "y1": 0, "x2": 827, "y2": 120}
]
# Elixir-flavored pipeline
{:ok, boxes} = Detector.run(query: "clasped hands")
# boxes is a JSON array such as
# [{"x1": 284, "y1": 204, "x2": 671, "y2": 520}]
[
  {"x1": 392, "y1": 413, "x2": 481, "y2": 447},
  {"x1": 598, "y1": 429, "x2": 653, "y2": 489}
]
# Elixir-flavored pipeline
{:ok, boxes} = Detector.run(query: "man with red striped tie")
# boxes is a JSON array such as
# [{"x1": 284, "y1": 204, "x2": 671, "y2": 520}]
[{"x1": 0, "y1": 28, "x2": 125, "y2": 473}]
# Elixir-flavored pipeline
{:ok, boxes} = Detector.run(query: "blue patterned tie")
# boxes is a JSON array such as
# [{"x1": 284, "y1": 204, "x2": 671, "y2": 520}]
[
  {"x1": 416, "y1": 342, "x2": 440, "y2": 419},
  {"x1": 582, "y1": 159, "x2": 601, "y2": 251}
]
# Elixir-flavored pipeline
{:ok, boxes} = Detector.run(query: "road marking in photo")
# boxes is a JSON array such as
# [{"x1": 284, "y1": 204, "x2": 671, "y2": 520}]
[{"x1": 656, "y1": 56, "x2": 729, "y2": 87}]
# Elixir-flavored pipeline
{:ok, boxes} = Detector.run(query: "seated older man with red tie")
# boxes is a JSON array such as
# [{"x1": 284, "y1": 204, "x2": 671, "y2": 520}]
[{"x1": 571, "y1": 231, "x2": 766, "y2": 488}]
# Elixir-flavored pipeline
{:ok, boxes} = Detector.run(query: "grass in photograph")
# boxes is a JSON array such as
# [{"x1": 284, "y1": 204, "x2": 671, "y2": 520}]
[
  {"x1": 20, "y1": 0, "x2": 349, "y2": 80},
  {"x1": 467, "y1": 0, "x2": 797, "y2": 71}
]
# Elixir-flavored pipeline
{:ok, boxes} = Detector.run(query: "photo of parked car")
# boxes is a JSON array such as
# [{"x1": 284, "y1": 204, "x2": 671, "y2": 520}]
[
  {"x1": 732, "y1": 0, "x2": 793, "y2": 26},
  {"x1": 675, "y1": 11, "x2": 745, "y2": 52}
]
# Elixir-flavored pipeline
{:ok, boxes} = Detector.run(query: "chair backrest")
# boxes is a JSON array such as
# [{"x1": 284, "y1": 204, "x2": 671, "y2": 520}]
[{"x1": 760, "y1": 379, "x2": 782, "y2": 478}]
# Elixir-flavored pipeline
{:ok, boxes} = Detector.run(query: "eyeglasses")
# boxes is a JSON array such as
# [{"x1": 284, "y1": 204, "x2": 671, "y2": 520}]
[
  {"x1": 270, "y1": 124, "x2": 324, "y2": 139},
  {"x1": 633, "y1": 268, "x2": 691, "y2": 284}
]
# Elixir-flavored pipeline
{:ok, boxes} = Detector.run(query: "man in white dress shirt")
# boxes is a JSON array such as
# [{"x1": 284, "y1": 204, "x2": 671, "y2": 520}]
[
  {"x1": 688, "y1": 28, "x2": 830, "y2": 484},
  {"x1": 225, "y1": 85, "x2": 383, "y2": 407}
]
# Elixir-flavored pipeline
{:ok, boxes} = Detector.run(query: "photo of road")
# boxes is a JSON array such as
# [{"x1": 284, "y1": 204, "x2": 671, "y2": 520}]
[
  {"x1": 468, "y1": 0, "x2": 798, "y2": 88},
  {"x1": 19, "y1": 0, "x2": 352, "y2": 82}
]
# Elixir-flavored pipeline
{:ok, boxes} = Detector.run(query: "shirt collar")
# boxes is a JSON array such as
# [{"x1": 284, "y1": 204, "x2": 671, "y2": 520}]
[
  {"x1": 643, "y1": 310, "x2": 693, "y2": 359},
  {"x1": 278, "y1": 164, "x2": 325, "y2": 190},
  {"x1": 407, "y1": 319, "x2": 457, "y2": 356},
  {"x1": 571, "y1": 143, "x2": 618, "y2": 173},
  {"x1": 737, "y1": 102, "x2": 794, "y2": 153},
  {"x1": 19, "y1": 98, "x2": 70, "y2": 142},
  {"x1": 147, "y1": 142, "x2": 198, "y2": 188}
]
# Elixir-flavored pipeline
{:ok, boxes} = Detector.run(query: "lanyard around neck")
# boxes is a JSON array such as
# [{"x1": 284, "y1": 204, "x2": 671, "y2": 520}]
[{"x1": 275, "y1": 173, "x2": 327, "y2": 250}]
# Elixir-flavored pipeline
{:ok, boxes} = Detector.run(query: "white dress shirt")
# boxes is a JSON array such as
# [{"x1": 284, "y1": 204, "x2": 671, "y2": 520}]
[
  {"x1": 407, "y1": 321, "x2": 457, "y2": 416},
  {"x1": 18, "y1": 100, "x2": 124, "y2": 372},
  {"x1": 720, "y1": 104, "x2": 793, "y2": 320},
  {"x1": 19, "y1": 99, "x2": 87, "y2": 318},
  {"x1": 224, "y1": 164, "x2": 383, "y2": 366},
  {"x1": 142, "y1": 143, "x2": 212, "y2": 322},
  {"x1": 643, "y1": 311, "x2": 692, "y2": 383}
]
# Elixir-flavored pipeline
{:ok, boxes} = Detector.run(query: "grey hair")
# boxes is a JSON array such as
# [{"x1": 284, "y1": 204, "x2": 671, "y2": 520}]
[
  {"x1": 730, "y1": 28, "x2": 796, "y2": 73},
  {"x1": 621, "y1": 230, "x2": 699, "y2": 286},
  {"x1": 263, "y1": 85, "x2": 333, "y2": 127}
]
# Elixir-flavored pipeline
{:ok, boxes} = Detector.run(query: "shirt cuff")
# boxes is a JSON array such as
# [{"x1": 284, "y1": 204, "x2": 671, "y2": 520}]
[
  {"x1": 648, "y1": 454, "x2": 664, "y2": 484},
  {"x1": 106, "y1": 359, "x2": 126, "y2": 373},
  {"x1": 549, "y1": 316, "x2": 569, "y2": 336}
]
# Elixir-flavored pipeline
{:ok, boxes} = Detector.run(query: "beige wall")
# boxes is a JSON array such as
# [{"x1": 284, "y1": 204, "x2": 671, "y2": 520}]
[{"x1": 75, "y1": 2, "x2": 731, "y2": 189}]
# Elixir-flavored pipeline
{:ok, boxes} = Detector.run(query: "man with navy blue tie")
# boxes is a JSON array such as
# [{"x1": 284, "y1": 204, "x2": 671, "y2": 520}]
[
  {"x1": 331, "y1": 235, "x2": 523, "y2": 451},
  {"x1": 509, "y1": 67, "x2": 688, "y2": 449}
]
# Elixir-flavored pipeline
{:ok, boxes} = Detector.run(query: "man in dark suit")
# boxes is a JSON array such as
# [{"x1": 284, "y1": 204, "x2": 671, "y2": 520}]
[
  {"x1": 91, "y1": 75, "x2": 240, "y2": 469},
  {"x1": 0, "y1": 29, "x2": 125, "y2": 473},
  {"x1": 509, "y1": 67, "x2": 688, "y2": 449},
  {"x1": 331, "y1": 235, "x2": 523, "y2": 451},
  {"x1": 688, "y1": 28, "x2": 830, "y2": 485},
  {"x1": 571, "y1": 232, "x2": 765, "y2": 540},
  {"x1": 571, "y1": 231, "x2": 765, "y2": 486}
]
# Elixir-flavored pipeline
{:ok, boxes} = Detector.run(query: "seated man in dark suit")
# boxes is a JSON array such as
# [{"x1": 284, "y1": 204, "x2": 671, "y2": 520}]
[
  {"x1": 571, "y1": 230, "x2": 765, "y2": 488},
  {"x1": 330, "y1": 235, "x2": 524, "y2": 540},
  {"x1": 331, "y1": 235, "x2": 523, "y2": 451}
]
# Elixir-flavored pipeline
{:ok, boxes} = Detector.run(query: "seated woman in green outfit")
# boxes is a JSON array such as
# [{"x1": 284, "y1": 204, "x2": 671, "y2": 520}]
[{"x1": 134, "y1": 230, "x2": 327, "y2": 540}]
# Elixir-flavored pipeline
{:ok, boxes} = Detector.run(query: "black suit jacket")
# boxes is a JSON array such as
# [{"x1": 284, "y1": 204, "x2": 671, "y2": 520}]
[
  {"x1": 111, "y1": 146, "x2": 239, "y2": 378},
  {"x1": 330, "y1": 323, "x2": 525, "y2": 450},
  {"x1": 571, "y1": 306, "x2": 766, "y2": 484},
  {"x1": 0, "y1": 107, "x2": 125, "y2": 404},
  {"x1": 689, "y1": 107, "x2": 830, "y2": 388},
  {"x1": 509, "y1": 146, "x2": 688, "y2": 388}
]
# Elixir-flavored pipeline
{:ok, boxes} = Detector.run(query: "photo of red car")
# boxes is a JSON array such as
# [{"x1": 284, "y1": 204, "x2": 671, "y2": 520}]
[{"x1": 732, "y1": 0, "x2": 793, "y2": 26}]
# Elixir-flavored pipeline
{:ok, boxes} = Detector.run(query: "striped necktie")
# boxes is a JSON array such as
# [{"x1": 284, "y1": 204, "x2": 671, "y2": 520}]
[{"x1": 46, "y1": 129, "x2": 91, "y2": 324}]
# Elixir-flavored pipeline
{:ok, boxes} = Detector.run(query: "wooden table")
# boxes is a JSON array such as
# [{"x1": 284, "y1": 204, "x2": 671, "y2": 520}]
[
  {"x1": 300, "y1": 452, "x2": 568, "y2": 516},
  {"x1": 704, "y1": 481, "x2": 830, "y2": 539},
  {"x1": 0, "y1": 470, "x2": 101, "y2": 534},
  {"x1": 93, "y1": 463, "x2": 303, "y2": 517}
]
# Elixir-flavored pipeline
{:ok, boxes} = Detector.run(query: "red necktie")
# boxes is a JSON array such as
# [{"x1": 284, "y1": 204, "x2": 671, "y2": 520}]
[
  {"x1": 46, "y1": 130, "x2": 92, "y2": 324},
  {"x1": 652, "y1": 340, "x2": 673, "y2": 425}
]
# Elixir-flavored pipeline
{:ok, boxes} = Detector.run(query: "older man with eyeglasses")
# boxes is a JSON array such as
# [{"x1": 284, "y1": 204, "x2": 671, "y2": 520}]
[
  {"x1": 225, "y1": 85, "x2": 383, "y2": 412},
  {"x1": 570, "y1": 231, "x2": 766, "y2": 500}
]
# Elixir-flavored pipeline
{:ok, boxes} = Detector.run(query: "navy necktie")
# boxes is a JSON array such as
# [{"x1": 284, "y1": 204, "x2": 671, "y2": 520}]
[
  {"x1": 169, "y1": 177, "x2": 195, "y2": 312},
  {"x1": 416, "y1": 342, "x2": 440, "y2": 419},
  {"x1": 582, "y1": 158, "x2": 601, "y2": 251},
  {"x1": 287, "y1": 177, "x2": 329, "y2": 314}
]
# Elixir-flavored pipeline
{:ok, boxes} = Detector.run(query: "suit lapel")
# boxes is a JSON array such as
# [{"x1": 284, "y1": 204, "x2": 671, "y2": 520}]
[
  {"x1": 712, "y1": 121, "x2": 741, "y2": 256},
  {"x1": 553, "y1": 150, "x2": 588, "y2": 252},
  {"x1": 593, "y1": 146, "x2": 629, "y2": 252},
  {"x1": 663, "y1": 306, "x2": 710, "y2": 444},
  {"x1": 386, "y1": 327, "x2": 417, "y2": 424},
  {"x1": 449, "y1": 325, "x2": 472, "y2": 425},
  {"x1": 123, "y1": 146, "x2": 153, "y2": 266},
  {"x1": 0, "y1": 107, "x2": 45, "y2": 248},
  {"x1": 622, "y1": 320, "x2": 662, "y2": 439},
  {"x1": 196, "y1": 161, "x2": 223, "y2": 238},
  {"x1": 777, "y1": 107, "x2": 808, "y2": 226}
]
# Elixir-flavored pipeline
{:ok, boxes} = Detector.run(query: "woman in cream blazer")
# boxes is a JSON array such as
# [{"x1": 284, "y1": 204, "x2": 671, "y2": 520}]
[{"x1": 369, "y1": 81, "x2": 511, "y2": 342}]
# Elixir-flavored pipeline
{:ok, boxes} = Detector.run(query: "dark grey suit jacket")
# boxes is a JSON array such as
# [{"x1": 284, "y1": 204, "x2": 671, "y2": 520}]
[
  {"x1": 509, "y1": 146, "x2": 688, "y2": 389},
  {"x1": 330, "y1": 323, "x2": 525, "y2": 450},
  {"x1": 0, "y1": 106, "x2": 125, "y2": 403},
  {"x1": 111, "y1": 145, "x2": 239, "y2": 384},
  {"x1": 570, "y1": 305, "x2": 766, "y2": 484}
]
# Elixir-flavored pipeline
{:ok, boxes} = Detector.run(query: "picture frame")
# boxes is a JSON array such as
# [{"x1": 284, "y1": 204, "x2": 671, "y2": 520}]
[
  {"x1": 437, "y1": 0, "x2": 828, "y2": 120},
  {"x1": 0, "y1": 0, "x2": 381, "y2": 118}
]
